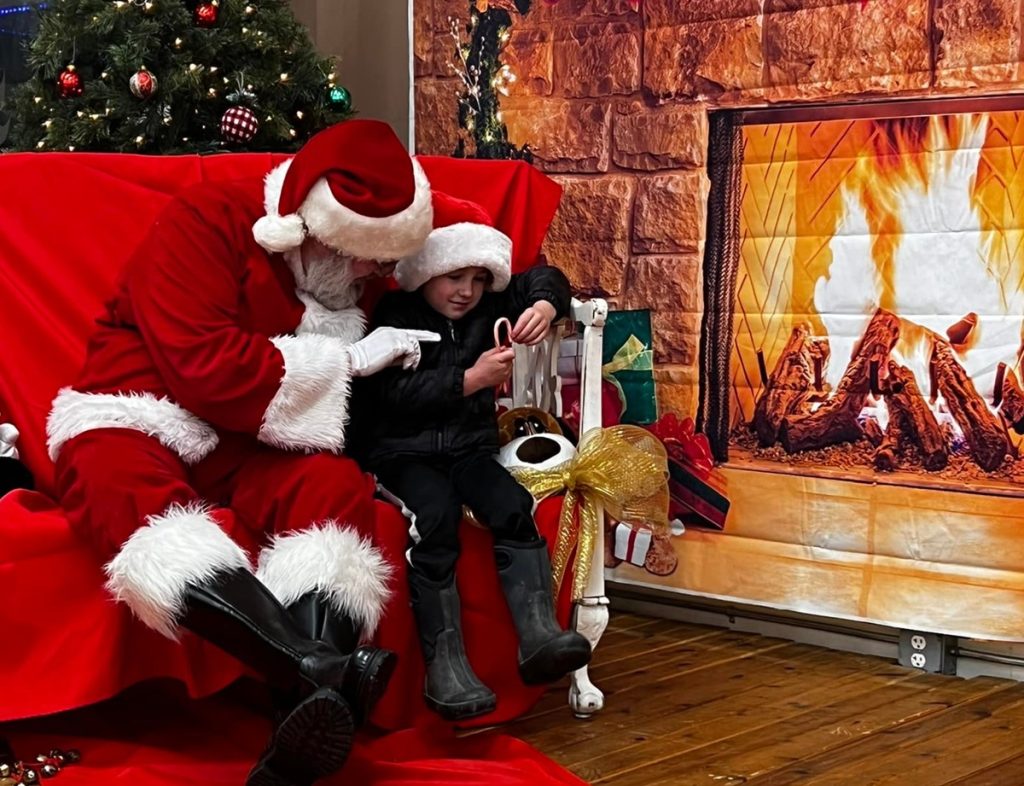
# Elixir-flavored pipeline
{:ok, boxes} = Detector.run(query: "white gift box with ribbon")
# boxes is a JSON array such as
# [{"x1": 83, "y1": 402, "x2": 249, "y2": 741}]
[{"x1": 613, "y1": 522, "x2": 652, "y2": 567}]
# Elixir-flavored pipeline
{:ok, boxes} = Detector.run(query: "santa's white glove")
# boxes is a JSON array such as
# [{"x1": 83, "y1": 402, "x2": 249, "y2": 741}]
[
  {"x1": 0, "y1": 423, "x2": 20, "y2": 460},
  {"x1": 346, "y1": 327, "x2": 441, "y2": 377}
]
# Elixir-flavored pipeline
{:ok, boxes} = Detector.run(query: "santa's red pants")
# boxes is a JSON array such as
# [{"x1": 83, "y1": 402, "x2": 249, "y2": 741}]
[
  {"x1": 56, "y1": 428, "x2": 378, "y2": 561},
  {"x1": 53, "y1": 427, "x2": 390, "y2": 639}
]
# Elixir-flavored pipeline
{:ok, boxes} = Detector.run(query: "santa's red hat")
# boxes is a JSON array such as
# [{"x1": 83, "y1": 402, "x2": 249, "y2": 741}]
[
  {"x1": 253, "y1": 119, "x2": 433, "y2": 260},
  {"x1": 394, "y1": 191, "x2": 512, "y2": 293}
]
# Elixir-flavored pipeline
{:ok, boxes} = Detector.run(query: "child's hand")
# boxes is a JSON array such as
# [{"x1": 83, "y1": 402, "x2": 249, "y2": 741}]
[
  {"x1": 465, "y1": 346, "x2": 515, "y2": 395},
  {"x1": 511, "y1": 301, "x2": 557, "y2": 346}
]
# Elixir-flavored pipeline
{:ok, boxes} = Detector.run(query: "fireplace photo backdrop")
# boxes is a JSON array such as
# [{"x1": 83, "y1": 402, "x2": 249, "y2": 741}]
[
  {"x1": 687, "y1": 102, "x2": 1024, "y2": 640},
  {"x1": 414, "y1": 0, "x2": 1024, "y2": 640},
  {"x1": 730, "y1": 107, "x2": 1024, "y2": 485}
]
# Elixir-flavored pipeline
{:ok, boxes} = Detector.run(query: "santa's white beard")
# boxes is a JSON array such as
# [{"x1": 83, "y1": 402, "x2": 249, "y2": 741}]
[{"x1": 285, "y1": 244, "x2": 363, "y2": 311}]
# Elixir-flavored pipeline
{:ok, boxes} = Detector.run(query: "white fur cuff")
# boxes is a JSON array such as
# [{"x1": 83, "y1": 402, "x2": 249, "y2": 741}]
[
  {"x1": 104, "y1": 502, "x2": 251, "y2": 640},
  {"x1": 47, "y1": 388, "x2": 219, "y2": 464},
  {"x1": 256, "y1": 522, "x2": 393, "y2": 636},
  {"x1": 258, "y1": 334, "x2": 354, "y2": 453}
]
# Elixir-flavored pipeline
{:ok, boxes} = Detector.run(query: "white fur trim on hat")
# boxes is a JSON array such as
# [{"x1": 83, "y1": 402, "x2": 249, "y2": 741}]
[
  {"x1": 256, "y1": 521, "x2": 393, "y2": 636},
  {"x1": 254, "y1": 158, "x2": 434, "y2": 260},
  {"x1": 105, "y1": 502, "x2": 251, "y2": 640},
  {"x1": 47, "y1": 388, "x2": 219, "y2": 464},
  {"x1": 258, "y1": 333, "x2": 354, "y2": 453},
  {"x1": 253, "y1": 159, "x2": 308, "y2": 253},
  {"x1": 394, "y1": 222, "x2": 512, "y2": 293}
]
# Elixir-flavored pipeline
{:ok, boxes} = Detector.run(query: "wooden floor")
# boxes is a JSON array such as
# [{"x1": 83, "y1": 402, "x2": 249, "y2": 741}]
[{"x1": 494, "y1": 612, "x2": 1024, "y2": 785}]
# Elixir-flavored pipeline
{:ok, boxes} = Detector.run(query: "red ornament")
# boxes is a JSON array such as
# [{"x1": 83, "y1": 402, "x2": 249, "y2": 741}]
[
  {"x1": 221, "y1": 106, "x2": 260, "y2": 143},
  {"x1": 56, "y1": 65, "x2": 83, "y2": 99},
  {"x1": 194, "y1": 0, "x2": 218, "y2": 27},
  {"x1": 129, "y1": 68, "x2": 158, "y2": 99}
]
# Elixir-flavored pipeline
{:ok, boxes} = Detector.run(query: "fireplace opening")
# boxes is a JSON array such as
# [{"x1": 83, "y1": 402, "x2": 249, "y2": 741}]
[{"x1": 699, "y1": 99, "x2": 1024, "y2": 491}]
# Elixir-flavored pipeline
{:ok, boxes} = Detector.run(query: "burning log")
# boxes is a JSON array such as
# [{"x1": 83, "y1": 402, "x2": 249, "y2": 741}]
[
  {"x1": 946, "y1": 312, "x2": 978, "y2": 348},
  {"x1": 931, "y1": 339, "x2": 1009, "y2": 471},
  {"x1": 780, "y1": 309, "x2": 900, "y2": 454},
  {"x1": 884, "y1": 361, "x2": 948, "y2": 471},
  {"x1": 863, "y1": 417, "x2": 885, "y2": 447},
  {"x1": 874, "y1": 413, "x2": 906, "y2": 472},
  {"x1": 998, "y1": 366, "x2": 1024, "y2": 435},
  {"x1": 752, "y1": 325, "x2": 830, "y2": 446}
]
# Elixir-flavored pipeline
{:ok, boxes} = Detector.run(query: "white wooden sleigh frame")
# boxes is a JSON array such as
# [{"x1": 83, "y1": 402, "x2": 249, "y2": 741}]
[{"x1": 509, "y1": 296, "x2": 611, "y2": 718}]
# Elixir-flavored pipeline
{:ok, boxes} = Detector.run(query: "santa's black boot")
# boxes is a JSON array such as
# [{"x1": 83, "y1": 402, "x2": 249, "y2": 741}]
[
  {"x1": 286, "y1": 592, "x2": 397, "y2": 726},
  {"x1": 494, "y1": 538, "x2": 592, "y2": 685},
  {"x1": 179, "y1": 569, "x2": 361, "y2": 786},
  {"x1": 409, "y1": 574, "x2": 496, "y2": 721}
]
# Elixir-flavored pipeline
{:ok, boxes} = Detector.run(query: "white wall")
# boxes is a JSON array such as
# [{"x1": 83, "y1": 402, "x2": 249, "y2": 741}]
[{"x1": 290, "y1": 0, "x2": 412, "y2": 148}]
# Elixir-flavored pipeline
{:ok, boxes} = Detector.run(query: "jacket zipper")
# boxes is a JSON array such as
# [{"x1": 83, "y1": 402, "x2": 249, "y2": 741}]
[{"x1": 439, "y1": 318, "x2": 456, "y2": 452}]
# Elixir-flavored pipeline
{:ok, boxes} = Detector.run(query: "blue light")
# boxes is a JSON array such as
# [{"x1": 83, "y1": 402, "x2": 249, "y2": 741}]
[{"x1": 0, "y1": 3, "x2": 47, "y2": 18}]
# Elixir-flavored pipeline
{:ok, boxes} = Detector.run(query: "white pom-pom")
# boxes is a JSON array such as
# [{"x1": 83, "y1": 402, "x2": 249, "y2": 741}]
[{"x1": 253, "y1": 213, "x2": 306, "y2": 253}]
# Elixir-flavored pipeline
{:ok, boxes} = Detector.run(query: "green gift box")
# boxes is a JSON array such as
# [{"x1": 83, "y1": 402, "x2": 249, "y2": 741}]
[{"x1": 602, "y1": 309, "x2": 658, "y2": 425}]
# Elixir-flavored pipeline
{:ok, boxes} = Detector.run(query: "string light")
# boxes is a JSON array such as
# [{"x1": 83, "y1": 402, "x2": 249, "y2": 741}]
[
  {"x1": 295, "y1": 110, "x2": 304, "y2": 120},
  {"x1": 0, "y1": 4, "x2": 49, "y2": 18},
  {"x1": 279, "y1": 72, "x2": 289, "y2": 82},
  {"x1": 36, "y1": 141, "x2": 45, "y2": 149}
]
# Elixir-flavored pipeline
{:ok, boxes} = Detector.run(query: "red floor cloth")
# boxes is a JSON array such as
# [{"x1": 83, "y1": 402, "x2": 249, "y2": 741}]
[{"x1": 2, "y1": 682, "x2": 585, "y2": 786}]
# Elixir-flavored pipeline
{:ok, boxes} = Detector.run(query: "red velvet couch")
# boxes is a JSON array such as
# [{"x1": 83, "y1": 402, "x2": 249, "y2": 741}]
[{"x1": 0, "y1": 151, "x2": 573, "y2": 735}]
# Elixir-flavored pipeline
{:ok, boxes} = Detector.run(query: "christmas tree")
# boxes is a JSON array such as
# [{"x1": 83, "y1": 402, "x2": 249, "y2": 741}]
[
  {"x1": 8, "y1": 0, "x2": 353, "y2": 153},
  {"x1": 449, "y1": 0, "x2": 532, "y2": 161}
]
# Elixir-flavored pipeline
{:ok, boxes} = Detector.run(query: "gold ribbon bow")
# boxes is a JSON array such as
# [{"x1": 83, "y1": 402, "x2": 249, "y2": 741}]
[
  {"x1": 512, "y1": 425, "x2": 670, "y2": 601},
  {"x1": 601, "y1": 334, "x2": 654, "y2": 418}
]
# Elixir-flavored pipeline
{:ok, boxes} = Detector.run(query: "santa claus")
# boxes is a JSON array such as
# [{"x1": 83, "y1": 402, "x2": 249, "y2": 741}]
[{"x1": 45, "y1": 120, "x2": 436, "y2": 786}]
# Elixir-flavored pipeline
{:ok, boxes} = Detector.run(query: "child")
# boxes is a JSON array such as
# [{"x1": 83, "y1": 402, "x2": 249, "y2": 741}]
[{"x1": 352, "y1": 192, "x2": 592, "y2": 721}]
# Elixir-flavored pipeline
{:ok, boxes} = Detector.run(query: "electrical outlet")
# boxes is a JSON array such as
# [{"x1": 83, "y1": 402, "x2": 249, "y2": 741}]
[{"x1": 899, "y1": 630, "x2": 957, "y2": 674}]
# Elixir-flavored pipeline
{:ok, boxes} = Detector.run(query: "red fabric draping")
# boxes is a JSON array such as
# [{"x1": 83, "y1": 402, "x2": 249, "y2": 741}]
[
  {"x1": 416, "y1": 156, "x2": 563, "y2": 275},
  {"x1": 0, "y1": 151, "x2": 580, "y2": 784},
  {"x1": 3, "y1": 682, "x2": 584, "y2": 786}
]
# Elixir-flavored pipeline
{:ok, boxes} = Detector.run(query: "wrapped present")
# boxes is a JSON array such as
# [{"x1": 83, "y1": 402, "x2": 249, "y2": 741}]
[
  {"x1": 613, "y1": 522, "x2": 653, "y2": 567},
  {"x1": 601, "y1": 310, "x2": 658, "y2": 425},
  {"x1": 647, "y1": 413, "x2": 730, "y2": 531}
]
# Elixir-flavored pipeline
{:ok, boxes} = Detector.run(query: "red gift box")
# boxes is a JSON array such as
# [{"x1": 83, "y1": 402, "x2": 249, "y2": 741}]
[{"x1": 647, "y1": 414, "x2": 730, "y2": 531}]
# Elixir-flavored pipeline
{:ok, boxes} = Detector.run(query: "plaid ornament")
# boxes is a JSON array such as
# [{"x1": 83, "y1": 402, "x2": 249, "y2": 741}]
[{"x1": 220, "y1": 106, "x2": 259, "y2": 144}]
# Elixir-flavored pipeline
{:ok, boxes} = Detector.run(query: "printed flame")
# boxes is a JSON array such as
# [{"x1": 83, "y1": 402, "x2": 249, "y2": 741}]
[{"x1": 813, "y1": 114, "x2": 1024, "y2": 425}]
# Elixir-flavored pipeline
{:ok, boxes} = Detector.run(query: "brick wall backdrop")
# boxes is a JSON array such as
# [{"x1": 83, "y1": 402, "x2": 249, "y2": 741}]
[{"x1": 414, "y1": 0, "x2": 1024, "y2": 419}]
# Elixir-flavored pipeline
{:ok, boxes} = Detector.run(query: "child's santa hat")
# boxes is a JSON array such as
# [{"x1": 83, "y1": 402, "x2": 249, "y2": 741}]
[
  {"x1": 253, "y1": 119, "x2": 433, "y2": 260},
  {"x1": 394, "y1": 191, "x2": 512, "y2": 292}
]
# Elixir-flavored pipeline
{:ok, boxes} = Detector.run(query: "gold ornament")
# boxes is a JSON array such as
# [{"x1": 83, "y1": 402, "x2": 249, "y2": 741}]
[{"x1": 511, "y1": 425, "x2": 670, "y2": 601}]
